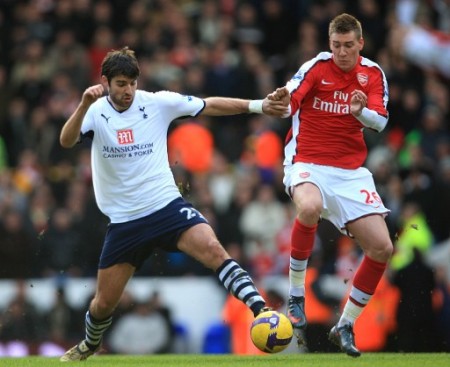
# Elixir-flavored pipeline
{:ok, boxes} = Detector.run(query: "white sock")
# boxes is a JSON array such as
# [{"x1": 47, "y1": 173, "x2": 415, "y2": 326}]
[
  {"x1": 337, "y1": 286, "x2": 371, "y2": 327},
  {"x1": 289, "y1": 257, "x2": 308, "y2": 297}
]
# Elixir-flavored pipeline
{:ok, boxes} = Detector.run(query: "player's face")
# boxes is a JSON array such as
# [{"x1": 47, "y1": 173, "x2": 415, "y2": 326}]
[
  {"x1": 329, "y1": 31, "x2": 364, "y2": 72},
  {"x1": 103, "y1": 75, "x2": 137, "y2": 111}
]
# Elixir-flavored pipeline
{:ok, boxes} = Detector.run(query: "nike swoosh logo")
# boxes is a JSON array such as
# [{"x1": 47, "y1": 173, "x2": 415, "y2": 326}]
[{"x1": 321, "y1": 79, "x2": 334, "y2": 85}]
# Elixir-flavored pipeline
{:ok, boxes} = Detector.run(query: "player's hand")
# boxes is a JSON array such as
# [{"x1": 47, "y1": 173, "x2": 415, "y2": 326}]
[
  {"x1": 267, "y1": 87, "x2": 290, "y2": 104},
  {"x1": 350, "y1": 89, "x2": 367, "y2": 116},
  {"x1": 263, "y1": 87, "x2": 291, "y2": 117},
  {"x1": 81, "y1": 84, "x2": 105, "y2": 106},
  {"x1": 262, "y1": 98, "x2": 290, "y2": 117}
]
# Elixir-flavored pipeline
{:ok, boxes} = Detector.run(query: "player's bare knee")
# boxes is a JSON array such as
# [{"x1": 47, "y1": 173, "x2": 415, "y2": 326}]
[
  {"x1": 296, "y1": 201, "x2": 321, "y2": 223},
  {"x1": 368, "y1": 241, "x2": 393, "y2": 262},
  {"x1": 91, "y1": 297, "x2": 116, "y2": 317},
  {"x1": 383, "y1": 241, "x2": 394, "y2": 260}
]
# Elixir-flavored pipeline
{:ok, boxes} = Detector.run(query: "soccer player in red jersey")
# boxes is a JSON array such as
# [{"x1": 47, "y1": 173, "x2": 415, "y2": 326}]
[{"x1": 268, "y1": 13, "x2": 392, "y2": 357}]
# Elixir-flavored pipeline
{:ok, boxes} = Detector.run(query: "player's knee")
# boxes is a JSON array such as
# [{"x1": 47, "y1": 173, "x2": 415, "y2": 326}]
[
  {"x1": 91, "y1": 297, "x2": 117, "y2": 316},
  {"x1": 383, "y1": 241, "x2": 394, "y2": 260},
  {"x1": 296, "y1": 201, "x2": 321, "y2": 222},
  {"x1": 369, "y1": 240, "x2": 393, "y2": 262}
]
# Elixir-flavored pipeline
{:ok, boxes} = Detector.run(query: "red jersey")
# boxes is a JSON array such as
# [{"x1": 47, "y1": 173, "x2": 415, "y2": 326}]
[{"x1": 284, "y1": 52, "x2": 389, "y2": 169}]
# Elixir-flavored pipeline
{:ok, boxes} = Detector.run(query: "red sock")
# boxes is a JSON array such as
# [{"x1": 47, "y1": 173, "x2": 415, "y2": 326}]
[
  {"x1": 291, "y1": 219, "x2": 318, "y2": 260},
  {"x1": 353, "y1": 255, "x2": 387, "y2": 294}
]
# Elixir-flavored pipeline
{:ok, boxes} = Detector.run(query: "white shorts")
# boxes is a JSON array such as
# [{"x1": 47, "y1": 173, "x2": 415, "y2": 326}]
[{"x1": 283, "y1": 163, "x2": 390, "y2": 235}]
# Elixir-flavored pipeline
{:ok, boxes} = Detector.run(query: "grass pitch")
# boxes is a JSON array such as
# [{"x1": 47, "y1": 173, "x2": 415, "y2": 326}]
[{"x1": 0, "y1": 353, "x2": 448, "y2": 367}]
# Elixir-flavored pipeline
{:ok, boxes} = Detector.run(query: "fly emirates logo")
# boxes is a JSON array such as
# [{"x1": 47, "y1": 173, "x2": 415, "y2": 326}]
[{"x1": 312, "y1": 91, "x2": 350, "y2": 114}]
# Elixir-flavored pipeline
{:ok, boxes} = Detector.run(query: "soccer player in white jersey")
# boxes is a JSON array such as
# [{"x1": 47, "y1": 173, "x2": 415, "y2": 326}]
[
  {"x1": 267, "y1": 13, "x2": 392, "y2": 357},
  {"x1": 59, "y1": 47, "x2": 287, "y2": 361}
]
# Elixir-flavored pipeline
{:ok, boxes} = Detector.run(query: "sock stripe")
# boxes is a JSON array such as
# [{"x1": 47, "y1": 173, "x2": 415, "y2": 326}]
[
  {"x1": 242, "y1": 291, "x2": 261, "y2": 304},
  {"x1": 85, "y1": 311, "x2": 112, "y2": 348},
  {"x1": 349, "y1": 296, "x2": 366, "y2": 308},
  {"x1": 216, "y1": 259, "x2": 266, "y2": 316},
  {"x1": 216, "y1": 259, "x2": 235, "y2": 281},
  {"x1": 233, "y1": 280, "x2": 252, "y2": 296},
  {"x1": 227, "y1": 270, "x2": 250, "y2": 292},
  {"x1": 221, "y1": 266, "x2": 240, "y2": 289}
]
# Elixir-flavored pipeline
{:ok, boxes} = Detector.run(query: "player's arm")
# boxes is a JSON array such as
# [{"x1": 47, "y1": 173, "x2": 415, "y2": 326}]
[
  {"x1": 60, "y1": 84, "x2": 104, "y2": 148},
  {"x1": 351, "y1": 89, "x2": 388, "y2": 132},
  {"x1": 265, "y1": 65, "x2": 316, "y2": 119},
  {"x1": 201, "y1": 97, "x2": 289, "y2": 117},
  {"x1": 351, "y1": 68, "x2": 389, "y2": 132}
]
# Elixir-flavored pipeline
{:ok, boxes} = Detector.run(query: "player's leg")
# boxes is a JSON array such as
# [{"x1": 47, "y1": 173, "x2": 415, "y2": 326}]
[
  {"x1": 329, "y1": 215, "x2": 393, "y2": 357},
  {"x1": 60, "y1": 263, "x2": 135, "y2": 361},
  {"x1": 288, "y1": 183, "x2": 321, "y2": 342},
  {"x1": 87, "y1": 263, "x2": 135, "y2": 344},
  {"x1": 177, "y1": 223, "x2": 267, "y2": 317}
]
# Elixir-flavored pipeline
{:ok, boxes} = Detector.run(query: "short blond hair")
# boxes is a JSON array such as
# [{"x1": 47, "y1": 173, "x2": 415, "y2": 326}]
[{"x1": 329, "y1": 13, "x2": 362, "y2": 39}]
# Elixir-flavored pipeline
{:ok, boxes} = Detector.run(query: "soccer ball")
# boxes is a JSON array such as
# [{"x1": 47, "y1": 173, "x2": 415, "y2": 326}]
[{"x1": 250, "y1": 310, "x2": 293, "y2": 353}]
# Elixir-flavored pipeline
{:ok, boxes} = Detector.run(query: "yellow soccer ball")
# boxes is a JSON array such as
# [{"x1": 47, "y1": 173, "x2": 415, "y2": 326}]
[{"x1": 250, "y1": 310, "x2": 293, "y2": 353}]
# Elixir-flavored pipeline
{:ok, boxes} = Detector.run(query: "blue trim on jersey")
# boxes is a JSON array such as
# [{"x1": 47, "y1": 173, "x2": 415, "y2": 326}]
[
  {"x1": 194, "y1": 100, "x2": 206, "y2": 116},
  {"x1": 98, "y1": 197, "x2": 208, "y2": 269}
]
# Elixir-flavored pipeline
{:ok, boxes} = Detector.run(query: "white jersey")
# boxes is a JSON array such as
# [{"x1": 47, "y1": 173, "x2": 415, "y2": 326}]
[{"x1": 81, "y1": 90, "x2": 205, "y2": 223}]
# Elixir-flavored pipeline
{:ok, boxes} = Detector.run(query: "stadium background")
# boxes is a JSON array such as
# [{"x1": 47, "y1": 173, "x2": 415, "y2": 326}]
[{"x1": 0, "y1": 0, "x2": 449, "y2": 356}]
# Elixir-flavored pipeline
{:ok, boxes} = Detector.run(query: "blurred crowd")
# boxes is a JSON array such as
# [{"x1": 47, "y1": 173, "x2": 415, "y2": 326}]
[{"x1": 0, "y1": 0, "x2": 449, "y2": 355}]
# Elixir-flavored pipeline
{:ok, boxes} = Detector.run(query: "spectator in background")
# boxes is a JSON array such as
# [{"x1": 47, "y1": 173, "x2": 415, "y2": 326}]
[
  {"x1": 0, "y1": 281, "x2": 44, "y2": 352},
  {"x1": 0, "y1": 209, "x2": 36, "y2": 278},
  {"x1": 25, "y1": 106, "x2": 57, "y2": 166},
  {"x1": 392, "y1": 248, "x2": 437, "y2": 352},
  {"x1": 3, "y1": 98, "x2": 28, "y2": 167},
  {"x1": 108, "y1": 292, "x2": 174, "y2": 354},
  {"x1": 390, "y1": 201, "x2": 434, "y2": 271},
  {"x1": 46, "y1": 28, "x2": 90, "y2": 91},
  {"x1": 43, "y1": 288, "x2": 81, "y2": 349},
  {"x1": 10, "y1": 39, "x2": 53, "y2": 109},
  {"x1": 389, "y1": 0, "x2": 450, "y2": 79},
  {"x1": 432, "y1": 265, "x2": 450, "y2": 351},
  {"x1": 239, "y1": 184, "x2": 286, "y2": 267},
  {"x1": 197, "y1": 0, "x2": 223, "y2": 46},
  {"x1": 389, "y1": 23, "x2": 450, "y2": 79},
  {"x1": 38, "y1": 207, "x2": 83, "y2": 277},
  {"x1": 215, "y1": 171, "x2": 254, "y2": 251}
]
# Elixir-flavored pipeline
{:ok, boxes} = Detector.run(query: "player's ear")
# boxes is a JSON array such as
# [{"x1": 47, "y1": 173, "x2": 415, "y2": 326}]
[
  {"x1": 358, "y1": 37, "x2": 364, "y2": 51},
  {"x1": 100, "y1": 75, "x2": 109, "y2": 92}
]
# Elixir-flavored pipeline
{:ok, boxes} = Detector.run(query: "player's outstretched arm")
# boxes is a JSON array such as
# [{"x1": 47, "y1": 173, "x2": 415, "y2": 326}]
[
  {"x1": 201, "y1": 96, "x2": 289, "y2": 117},
  {"x1": 60, "y1": 84, "x2": 104, "y2": 148},
  {"x1": 202, "y1": 97, "x2": 249, "y2": 116}
]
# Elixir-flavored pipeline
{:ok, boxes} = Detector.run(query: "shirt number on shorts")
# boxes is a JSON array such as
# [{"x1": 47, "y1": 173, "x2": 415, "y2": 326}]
[
  {"x1": 360, "y1": 189, "x2": 382, "y2": 208},
  {"x1": 180, "y1": 207, "x2": 204, "y2": 220}
]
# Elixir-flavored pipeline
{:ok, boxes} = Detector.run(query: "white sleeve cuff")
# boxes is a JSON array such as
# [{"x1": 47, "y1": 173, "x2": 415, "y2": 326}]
[
  {"x1": 248, "y1": 99, "x2": 264, "y2": 114},
  {"x1": 355, "y1": 107, "x2": 388, "y2": 132},
  {"x1": 282, "y1": 105, "x2": 292, "y2": 118}
]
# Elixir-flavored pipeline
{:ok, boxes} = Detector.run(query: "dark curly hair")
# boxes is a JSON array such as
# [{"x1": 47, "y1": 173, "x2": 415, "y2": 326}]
[{"x1": 101, "y1": 46, "x2": 140, "y2": 83}]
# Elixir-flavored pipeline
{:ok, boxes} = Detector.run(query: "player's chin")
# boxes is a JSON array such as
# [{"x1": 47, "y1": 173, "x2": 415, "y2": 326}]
[
  {"x1": 336, "y1": 60, "x2": 353, "y2": 71},
  {"x1": 121, "y1": 98, "x2": 133, "y2": 107}
]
